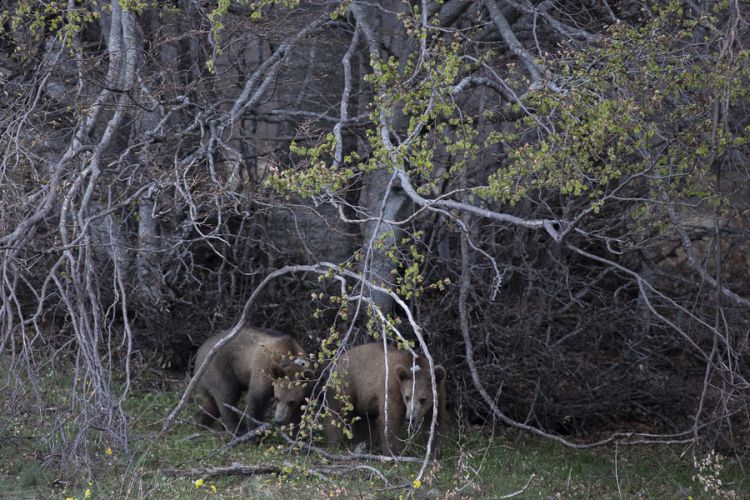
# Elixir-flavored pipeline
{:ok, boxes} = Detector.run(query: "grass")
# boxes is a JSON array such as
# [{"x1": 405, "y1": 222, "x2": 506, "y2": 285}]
[{"x1": 1, "y1": 371, "x2": 749, "y2": 499}]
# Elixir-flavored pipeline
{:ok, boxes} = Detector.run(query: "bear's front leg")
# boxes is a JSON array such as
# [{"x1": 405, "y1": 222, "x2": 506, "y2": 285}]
[
  {"x1": 193, "y1": 392, "x2": 220, "y2": 427},
  {"x1": 244, "y1": 382, "x2": 272, "y2": 428},
  {"x1": 214, "y1": 385, "x2": 243, "y2": 435},
  {"x1": 421, "y1": 412, "x2": 443, "y2": 458},
  {"x1": 378, "y1": 408, "x2": 404, "y2": 456},
  {"x1": 323, "y1": 392, "x2": 346, "y2": 449}
]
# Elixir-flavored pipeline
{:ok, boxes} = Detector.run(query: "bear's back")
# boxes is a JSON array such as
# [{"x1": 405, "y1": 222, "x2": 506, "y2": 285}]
[
  {"x1": 229, "y1": 327, "x2": 303, "y2": 382},
  {"x1": 340, "y1": 343, "x2": 419, "y2": 411},
  {"x1": 195, "y1": 326, "x2": 302, "y2": 382}
]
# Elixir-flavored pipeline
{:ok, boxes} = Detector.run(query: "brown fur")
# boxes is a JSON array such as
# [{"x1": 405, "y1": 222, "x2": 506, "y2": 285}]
[
  {"x1": 325, "y1": 343, "x2": 446, "y2": 456},
  {"x1": 193, "y1": 326, "x2": 313, "y2": 434}
]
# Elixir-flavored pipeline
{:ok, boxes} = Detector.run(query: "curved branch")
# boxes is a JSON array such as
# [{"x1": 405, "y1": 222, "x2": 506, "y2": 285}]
[
  {"x1": 458, "y1": 226, "x2": 711, "y2": 449},
  {"x1": 395, "y1": 168, "x2": 562, "y2": 240},
  {"x1": 163, "y1": 260, "x2": 444, "y2": 479},
  {"x1": 482, "y1": 0, "x2": 543, "y2": 86},
  {"x1": 451, "y1": 76, "x2": 515, "y2": 101},
  {"x1": 161, "y1": 264, "x2": 318, "y2": 432}
]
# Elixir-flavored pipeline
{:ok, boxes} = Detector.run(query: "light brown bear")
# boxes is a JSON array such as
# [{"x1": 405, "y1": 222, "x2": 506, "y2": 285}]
[
  {"x1": 193, "y1": 326, "x2": 314, "y2": 434},
  {"x1": 325, "y1": 342, "x2": 446, "y2": 456}
]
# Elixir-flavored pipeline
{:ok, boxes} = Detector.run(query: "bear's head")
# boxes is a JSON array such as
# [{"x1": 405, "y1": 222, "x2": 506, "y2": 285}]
[
  {"x1": 270, "y1": 359, "x2": 315, "y2": 425},
  {"x1": 395, "y1": 360, "x2": 445, "y2": 427}
]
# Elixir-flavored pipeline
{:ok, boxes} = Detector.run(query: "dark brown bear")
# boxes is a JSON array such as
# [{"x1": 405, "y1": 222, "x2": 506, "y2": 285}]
[
  {"x1": 193, "y1": 326, "x2": 314, "y2": 434},
  {"x1": 325, "y1": 342, "x2": 446, "y2": 456}
]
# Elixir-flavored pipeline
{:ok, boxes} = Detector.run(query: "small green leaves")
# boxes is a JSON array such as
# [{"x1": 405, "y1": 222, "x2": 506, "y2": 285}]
[{"x1": 483, "y1": 3, "x2": 748, "y2": 211}]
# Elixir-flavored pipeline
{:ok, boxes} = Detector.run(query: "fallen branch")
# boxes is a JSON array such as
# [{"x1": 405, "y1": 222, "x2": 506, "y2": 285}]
[
  {"x1": 168, "y1": 460, "x2": 389, "y2": 484},
  {"x1": 230, "y1": 418, "x2": 424, "y2": 464},
  {"x1": 499, "y1": 473, "x2": 536, "y2": 498},
  {"x1": 167, "y1": 463, "x2": 281, "y2": 478},
  {"x1": 228, "y1": 422, "x2": 274, "y2": 447},
  {"x1": 275, "y1": 427, "x2": 425, "y2": 464}
]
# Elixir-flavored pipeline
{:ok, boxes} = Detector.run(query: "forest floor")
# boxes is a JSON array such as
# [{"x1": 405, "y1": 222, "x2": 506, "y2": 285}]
[{"x1": 1, "y1": 369, "x2": 749, "y2": 499}]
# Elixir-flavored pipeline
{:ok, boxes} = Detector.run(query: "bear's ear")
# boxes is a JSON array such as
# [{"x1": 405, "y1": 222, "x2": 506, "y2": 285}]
[
  {"x1": 434, "y1": 365, "x2": 446, "y2": 383},
  {"x1": 302, "y1": 369, "x2": 314, "y2": 380},
  {"x1": 270, "y1": 363, "x2": 286, "y2": 380},
  {"x1": 396, "y1": 366, "x2": 411, "y2": 381}
]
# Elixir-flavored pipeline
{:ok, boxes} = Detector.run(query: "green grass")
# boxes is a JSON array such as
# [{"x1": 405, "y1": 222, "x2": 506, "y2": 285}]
[{"x1": 1, "y1": 373, "x2": 749, "y2": 499}]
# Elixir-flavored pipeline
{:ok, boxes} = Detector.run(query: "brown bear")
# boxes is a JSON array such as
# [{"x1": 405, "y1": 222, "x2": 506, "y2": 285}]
[
  {"x1": 193, "y1": 326, "x2": 314, "y2": 434},
  {"x1": 325, "y1": 342, "x2": 446, "y2": 456}
]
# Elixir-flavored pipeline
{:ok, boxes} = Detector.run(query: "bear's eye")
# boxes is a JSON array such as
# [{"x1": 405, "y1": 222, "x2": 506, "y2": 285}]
[
  {"x1": 405, "y1": 395, "x2": 411, "y2": 401},
  {"x1": 420, "y1": 398, "x2": 427, "y2": 404}
]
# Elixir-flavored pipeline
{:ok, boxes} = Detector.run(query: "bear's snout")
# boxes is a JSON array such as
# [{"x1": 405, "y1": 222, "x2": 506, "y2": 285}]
[
  {"x1": 404, "y1": 401, "x2": 421, "y2": 425},
  {"x1": 273, "y1": 404, "x2": 291, "y2": 424}
]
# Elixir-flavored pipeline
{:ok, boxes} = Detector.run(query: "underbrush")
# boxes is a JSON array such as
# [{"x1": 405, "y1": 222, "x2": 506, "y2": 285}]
[{"x1": 1, "y1": 365, "x2": 748, "y2": 499}]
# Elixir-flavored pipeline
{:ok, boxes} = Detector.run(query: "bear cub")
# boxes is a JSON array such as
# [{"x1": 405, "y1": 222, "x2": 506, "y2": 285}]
[
  {"x1": 325, "y1": 342, "x2": 446, "y2": 456},
  {"x1": 193, "y1": 326, "x2": 314, "y2": 434}
]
